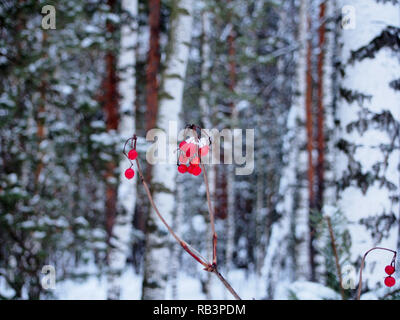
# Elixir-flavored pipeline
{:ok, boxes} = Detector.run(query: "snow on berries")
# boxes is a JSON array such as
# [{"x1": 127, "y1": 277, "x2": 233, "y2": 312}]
[
  {"x1": 177, "y1": 136, "x2": 210, "y2": 176},
  {"x1": 199, "y1": 145, "x2": 209, "y2": 156}
]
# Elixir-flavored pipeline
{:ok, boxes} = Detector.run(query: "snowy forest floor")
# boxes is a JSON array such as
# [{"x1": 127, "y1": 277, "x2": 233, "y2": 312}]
[
  {"x1": 54, "y1": 268, "x2": 395, "y2": 300},
  {"x1": 52, "y1": 268, "x2": 380, "y2": 300},
  {"x1": 56, "y1": 269, "x2": 259, "y2": 300}
]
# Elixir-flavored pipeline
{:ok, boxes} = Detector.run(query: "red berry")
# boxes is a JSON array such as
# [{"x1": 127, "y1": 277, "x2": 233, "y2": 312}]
[
  {"x1": 125, "y1": 168, "x2": 135, "y2": 179},
  {"x1": 187, "y1": 164, "x2": 195, "y2": 174},
  {"x1": 185, "y1": 143, "x2": 196, "y2": 157},
  {"x1": 192, "y1": 165, "x2": 202, "y2": 176},
  {"x1": 179, "y1": 141, "x2": 187, "y2": 150},
  {"x1": 178, "y1": 164, "x2": 187, "y2": 174},
  {"x1": 199, "y1": 145, "x2": 209, "y2": 157},
  {"x1": 385, "y1": 265, "x2": 395, "y2": 275},
  {"x1": 179, "y1": 154, "x2": 188, "y2": 164},
  {"x1": 191, "y1": 157, "x2": 200, "y2": 165},
  {"x1": 128, "y1": 149, "x2": 138, "y2": 160},
  {"x1": 384, "y1": 276, "x2": 396, "y2": 287}
]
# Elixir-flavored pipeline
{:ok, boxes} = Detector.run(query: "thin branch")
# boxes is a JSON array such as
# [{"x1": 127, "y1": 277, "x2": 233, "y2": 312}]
[
  {"x1": 212, "y1": 268, "x2": 241, "y2": 300},
  {"x1": 325, "y1": 216, "x2": 345, "y2": 300},
  {"x1": 356, "y1": 247, "x2": 397, "y2": 300},
  {"x1": 202, "y1": 162, "x2": 218, "y2": 266},
  {"x1": 134, "y1": 150, "x2": 209, "y2": 268},
  {"x1": 126, "y1": 134, "x2": 241, "y2": 300}
]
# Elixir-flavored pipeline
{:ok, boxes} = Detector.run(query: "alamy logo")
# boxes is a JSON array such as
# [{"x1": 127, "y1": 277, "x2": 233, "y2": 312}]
[
  {"x1": 341, "y1": 5, "x2": 356, "y2": 30},
  {"x1": 145, "y1": 121, "x2": 254, "y2": 175},
  {"x1": 41, "y1": 265, "x2": 56, "y2": 290},
  {"x1": 41, "y1": 5, "x2": 56, "y2": 30}
]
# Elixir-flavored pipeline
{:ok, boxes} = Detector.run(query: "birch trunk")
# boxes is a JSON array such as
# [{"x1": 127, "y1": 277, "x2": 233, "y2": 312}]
[
  {"x1": 336, "y1": 0, "x2": 400, "y2": 290},
  {"x1": 142, "y1": 0, "x2": 193, "y2": 299},
  {"x1": 107, "y1": 0, "x2": 138, "y2": 300},
  {"x1": 263, "y1": 0, "x2": 310, "y2": 298}
]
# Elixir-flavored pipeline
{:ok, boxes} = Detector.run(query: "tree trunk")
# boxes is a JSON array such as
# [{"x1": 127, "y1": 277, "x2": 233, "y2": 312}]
[
  {"x1": 146, "y1": 0, "x2": 161, "y2": 132},
  {"x1": 142, "y1": 0, "x2": 193, "y2": 299},
  {"x1": 225, "y1": 2, "x2": 237, "y2": 288},
  {"x1": 336, "y1": 0, "x2": 400, "y2": 290},
  {"x1": 264, "y1": 0, "x2": 310, "y2": 298},
  {"x1": 107, "y1": 0, "x2": 138, "y2": 300},
  {"x1": 315, "y1": 1, "x2": 326, "y2": 213},
  {"x1": 304, "y1": 8, "x2": 318, "y2": 282},
  {"x1": 103, "y1": 0, "x2": 119, "y2": 249}
]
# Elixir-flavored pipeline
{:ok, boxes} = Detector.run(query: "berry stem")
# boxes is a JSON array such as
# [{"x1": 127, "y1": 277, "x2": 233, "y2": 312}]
[
  {"x1": 191, "y1": 127, "x2": 218, "y2": 266},
  {"x1": 201, "y1": 162, "x2": 217, "y2": 266},
  {"x1": 127, "y1": 134, "x2": 241, "y2": 300},
  {"x1": 133, "y1": 148, "x2": 208, "y2": 268},
  {"x1": 357, "y1": 247, "x2": 397, "y2": 300}
]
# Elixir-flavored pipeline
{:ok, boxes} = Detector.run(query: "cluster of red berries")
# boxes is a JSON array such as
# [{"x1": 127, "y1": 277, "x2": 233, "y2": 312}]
[
  {"x1": 124, "y1": 149, "x2": 138, "y2": 180},
  {"x1": 384, "y1": 264, "x2": 396, "y2": 287},
  {"x1": 177, "y1": 137, "x2": 210, "y2": 176}
]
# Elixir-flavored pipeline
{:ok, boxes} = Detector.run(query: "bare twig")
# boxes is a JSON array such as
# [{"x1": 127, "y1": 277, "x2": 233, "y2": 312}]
[
  {"x1": 325, "y1": 216, "x2": 345, "y2": 300},
  {"x1": 191, "y1": 125, "x2": 218, "y2": 267},
  {"x1": 356, "y1": 247, "x2": 397, "y2": 300},
  {"x1": 212, "y1": 268, "x2": 241, "y2": 300},
  {"x1": 126, "y1": 134, "x2": 241, "y2": 300}
]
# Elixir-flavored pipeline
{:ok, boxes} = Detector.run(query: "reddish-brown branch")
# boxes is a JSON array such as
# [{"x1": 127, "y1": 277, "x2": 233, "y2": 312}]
[
  {"x1": 356, "y1": 247, "x2": 397, "y2": 300},
  {"x1": 325, "y1": 216, "x2": 345, "y2": 300},
  {"x1": 146, "y1": 0, "x2": 160, "y2": 132},
  {"x1": 212, "y1": 268, "x2": 241, "y2": 300},
  {"x1": 316, "y1": 2, "x2": 326, "y2": 212},
  {"x1": 200, "y1": 161, "x2": 218, "y2": 266},
  {"x1": 104, "y1": 0, "x2": 119, "y2": 246},
  {"x1": 305, "y1": 14, "x2": 316, "y2": 281}
]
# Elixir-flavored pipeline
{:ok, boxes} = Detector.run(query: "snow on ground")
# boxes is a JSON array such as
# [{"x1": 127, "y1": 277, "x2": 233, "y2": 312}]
[
  {"x1": 55, "y1": 268, "x2": 142, "y2": 300},
  {"x1": 275, "y1": 281, "x2": 340, "y2": 300},
  {"x1": 55, "y1": 268, "x2": 258, "y2": 300},
  {"x1": 54, "y1": 267, "x2": 348, "y2": 300}
]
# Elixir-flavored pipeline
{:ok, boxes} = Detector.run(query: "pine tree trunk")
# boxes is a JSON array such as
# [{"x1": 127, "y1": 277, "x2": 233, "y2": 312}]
[
  {"x1": 107, "y1": 0, "x2": 138, "y2": 300},
  {"x1": 304, "y1": 9, "x2": 317, "y2": 281},
  {"x1": 34, "y1": 31, "x2": 47, "y2": 189},
  {"x1": 142, "y1": 0, "x2": 193, "y2": 299},
  {"x1": 146, "y1": 0, "x2": 161, "y2": 132},
  {"x1": 336, "y1": 0, "x2": 400, "y2": 289},
  {"x1": 225, "y1": 5, "x2": 237, "y2": 286},
  {"x1": 103, "y1": 0, "x2": 119, "y2": 251},
  {"x1": 315, "y1": 1, "x2": 326, "y2": 213}
]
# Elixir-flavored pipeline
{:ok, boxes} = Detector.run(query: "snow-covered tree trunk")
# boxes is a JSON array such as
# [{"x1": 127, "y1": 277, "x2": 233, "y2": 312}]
[
  {"x1": 107, "y1": 0, "x2": 138, "y2": 300},
  {"x1": 336, "y1": 0, "x2": 400, "y2": 290},
  {"x1": 263, "y1": 0, "x2": 310, "y2": 298},
  {"x1": 142, "y1": 0, "x2": 193, "y2": 299},
  {"x1": 321, "y1": 0, "x2": 338, "y2": 209},
  {"x1": 170, "y1": 176, "x2": 184, "y2": 299},
  {"x1": 314, "y1": 0, "x2": 337, "y2": 280},
  {"x1": 225, "y1": 5, "x2": 237, "y2": 289}
]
